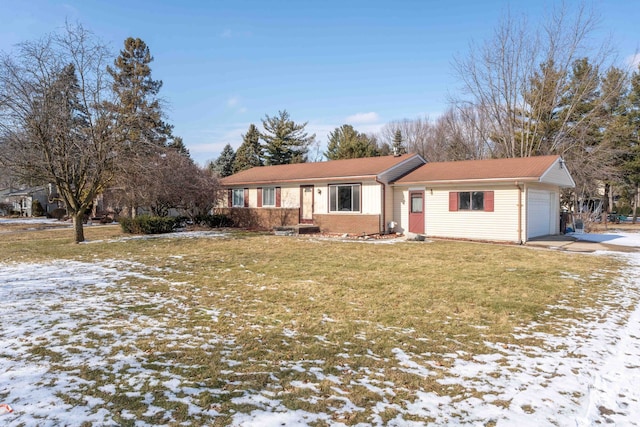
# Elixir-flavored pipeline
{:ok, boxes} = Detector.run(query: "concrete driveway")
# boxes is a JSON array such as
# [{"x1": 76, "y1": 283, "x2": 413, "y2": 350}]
[{"x1": 527, "y1": 233, "x2": 640, "y2": 253}]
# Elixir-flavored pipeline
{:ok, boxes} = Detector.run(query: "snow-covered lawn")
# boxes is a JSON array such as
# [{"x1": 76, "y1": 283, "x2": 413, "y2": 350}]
[
  {"x1": 0, "y1": 218, "x2": 62, "y2": 224},
  {"x1": 0, "y1": 233, "x2": 639, "y2": 426}
]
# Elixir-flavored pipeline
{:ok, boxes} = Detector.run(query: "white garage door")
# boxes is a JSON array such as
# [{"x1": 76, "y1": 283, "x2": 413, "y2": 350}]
[{"x1": 528, "y1": 190, "x2": 552, "y2": 239}]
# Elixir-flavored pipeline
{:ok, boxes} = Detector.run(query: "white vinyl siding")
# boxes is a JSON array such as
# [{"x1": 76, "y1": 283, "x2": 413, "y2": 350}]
[
  {"x1": 360, "y1": 182, "x2": 382, "y2": 214},
  {"x1": 279, "y1": 186, "x2": 298, "y2": 208},
  {"x1": 540, "y1": 159, "x2": 575, "y2": 187},
  {"x1": 394, "y1": 185, "x2": 521, "y2": 242}
]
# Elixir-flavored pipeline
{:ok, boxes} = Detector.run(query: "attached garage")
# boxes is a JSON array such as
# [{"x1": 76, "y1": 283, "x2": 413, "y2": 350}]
[{"x1": 392, "y1": 155, "x2": 575, "y2": 243}]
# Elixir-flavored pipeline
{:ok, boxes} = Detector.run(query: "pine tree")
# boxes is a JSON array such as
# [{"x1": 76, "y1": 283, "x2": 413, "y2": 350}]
[
  {"x1": 625, "y1": 65, "x2": 640, "y2": 222},
  {"x1": 392, "y1": 129, "x2": 406, "y2": 155},
  {"x1": 325, "y1": 124, "x2": 379, "y2": 160},
  {"x1": 260, "y1": 110, "x2": 315, "y2": 165},
  {"x1": 519, "y1": 59, "x2": 566, "y2": 156},
  {"x1": 107, "y1": 37, "x2": 172, "y2": 149},
  {"x1": 106, "y1": 37, "x2": 173, "y2": 217},
  {"x1": 233, "y1": 124, "x2": 262, "y2": 173},
  {"x1": 210, "y1": 144, "x2": 236, "y2": 177},
  {"x1": 168, "y1": 136, "x2": 191, "y2": 158}
]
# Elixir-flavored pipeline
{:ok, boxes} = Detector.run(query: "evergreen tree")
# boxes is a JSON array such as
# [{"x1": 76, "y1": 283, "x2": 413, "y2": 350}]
[
  {"x1": 209, "y1": 144, "x2": 236, "y2": 177},
  {"x1": 519, "y1": 59, "x2": 566, "y2": 156},
  {"x1": 559, "y1": 58, "x2": 604, "y2": 205},
  {"x1": 625, "y1": 65, "x2": 640, "y2": 221},
  {"x1": 168, "y1": 136, "x2": 191, "y2": 158},
  {"x1": 392, "y1": 129, "x2": 407, "y2": 155},
  {"x1": 325, "y1": 124, "x2": 379, "y2": 160},
  {"x1": 233, "y1": 124, "x2": 262, "y2": 173},
  {"x1": 106, "y1": 37, "x2": 173, "y2": 217},
  {"x1": 107, "y1": 37, "x2": 172, "y2": 150},
  {"x1": 260, "y1": 110, "x2": 315, "y2": 165}
]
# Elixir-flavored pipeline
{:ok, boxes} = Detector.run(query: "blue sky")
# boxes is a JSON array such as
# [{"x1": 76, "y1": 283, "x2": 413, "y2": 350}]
[{"x1": 1, "y1": 0, "x2": 638, "y2": 165}]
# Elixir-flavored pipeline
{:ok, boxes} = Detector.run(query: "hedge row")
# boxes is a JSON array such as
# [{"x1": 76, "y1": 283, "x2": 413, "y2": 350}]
[
  {"x1": 119, "y1": 216, "x2": 178, "y2": 235},
  {"x1": 119, "y1": 214, "x2": 233, "y2": 235},
  {"x1": 191, "y1": 214, "x2": 234, "y2": 228}
]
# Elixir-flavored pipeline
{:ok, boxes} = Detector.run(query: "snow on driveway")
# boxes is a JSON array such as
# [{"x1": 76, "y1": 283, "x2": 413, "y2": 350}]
[
  {"x1": 571, "y1": 230, "x2": 640, "y2": 248},
  {"x1": 0, "y1": 235, "x2": 639, "y2": 425}
]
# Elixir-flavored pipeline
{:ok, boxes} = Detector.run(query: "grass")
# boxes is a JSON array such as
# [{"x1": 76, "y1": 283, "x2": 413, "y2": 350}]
[{"x1": 0, "y1": 222, "x2": 627, "y2": 424}]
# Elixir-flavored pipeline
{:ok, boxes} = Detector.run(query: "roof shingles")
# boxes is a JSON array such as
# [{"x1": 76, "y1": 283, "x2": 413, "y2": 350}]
[
  {"x1": 394, "y1": 155, "x2": 561, "y2": 184},
  {"x1": 221, "y1": 154, "x2": 419, "y2": 185}
]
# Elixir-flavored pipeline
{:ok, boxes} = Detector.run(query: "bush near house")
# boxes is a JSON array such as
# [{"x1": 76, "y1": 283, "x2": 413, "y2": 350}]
[
  {"x1": 49, "y1": 208, "x2": 67, "y2": 220},
  {"x1": 193, "y1": 213, "x2": 233, "y2": 228},
  {"x1": 31, "y1": 200, "x2": 45, "y2": 217},
  {"x1": 119, "y1": 215, "x2": 178, "y2": 235}
]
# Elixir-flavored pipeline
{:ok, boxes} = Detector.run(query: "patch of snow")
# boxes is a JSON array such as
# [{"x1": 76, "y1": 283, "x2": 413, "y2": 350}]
[
  {"x1": 0, "y1": 218, "x2": 62, "y2": 224},
  {"x1": 571, "y1": 231, "x2": 640, "y2": 248}
]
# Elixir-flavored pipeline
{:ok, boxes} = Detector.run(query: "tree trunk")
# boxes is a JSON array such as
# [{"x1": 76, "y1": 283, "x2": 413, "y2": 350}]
[
  {"x1": 633, "y1": 183, "x2": 638, "y2": 224},
  {"x1": 72, "y1": 211, "x2": 85, "y2": 243}
]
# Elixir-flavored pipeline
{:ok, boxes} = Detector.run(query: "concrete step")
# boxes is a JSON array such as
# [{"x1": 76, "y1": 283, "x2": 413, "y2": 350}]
[{"x1": 273, "y1": 225, "x2": 320, "y2": 235}]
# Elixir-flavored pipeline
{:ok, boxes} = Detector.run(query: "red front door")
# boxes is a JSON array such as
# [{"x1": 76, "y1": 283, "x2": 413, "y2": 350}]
[{"x1": 408, "y1": 191, "x2": 424, "y2": 234}]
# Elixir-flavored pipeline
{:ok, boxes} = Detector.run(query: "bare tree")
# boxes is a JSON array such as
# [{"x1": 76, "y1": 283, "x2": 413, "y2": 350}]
[
  {"x1": 452, "y1": 2, "x2": 628, "y2": 214},
  {"x1": 138, "y1": 150, "x2": 220, "y2": 220},
  {"x1": 453, "y1": 2, "x2": 613, "y2": 158},
  {"x1": 380, "y1": 117, "x2": 431, "y2": 157},
  {"x1": 379, "y1": 111, "x2": 492, "y2": 162},
  {"x1": 433, "y1": 106, "x2": 494, "y2": 161},
  {"x1": 0, "y1": 23, "x2": 116, "y2": 242}
]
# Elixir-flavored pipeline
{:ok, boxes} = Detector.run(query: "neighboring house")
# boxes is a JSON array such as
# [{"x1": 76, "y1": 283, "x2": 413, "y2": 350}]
[
  {"x1": 219, "y1": 154, "x2": 426, "y2": 234},
  {"x1": 392, "y1": 155, "x2": 574, "y2": 243},
  {"x1": 0, "y1": 184, "x2": 61, "y2": 217},
  {"x1": 220, "y1": 154, "x2": 575, "y2": 243},
  {"x1": 0, "y1": 188, "x2": 11, "y2": 216}
]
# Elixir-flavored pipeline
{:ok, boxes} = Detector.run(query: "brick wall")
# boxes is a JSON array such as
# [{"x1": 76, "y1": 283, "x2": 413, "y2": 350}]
[
  {"x1": 218, "y1": 208, "x2": 299, "y2": 229},
  {"x1": 314, "y1": 214, "x2": 381, "y2": 234},
  {"x1": 218, "y1": 209, "x2": 382, "y2": 234}
]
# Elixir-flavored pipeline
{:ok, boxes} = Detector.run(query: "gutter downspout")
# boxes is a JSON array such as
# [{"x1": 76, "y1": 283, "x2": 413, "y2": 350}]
[
  {"x1": 516, "y1": 181, "x2": 523, "y2": 244},
  {"x1": 375, "y1": 177, "x2": 386, "y2": 234}
]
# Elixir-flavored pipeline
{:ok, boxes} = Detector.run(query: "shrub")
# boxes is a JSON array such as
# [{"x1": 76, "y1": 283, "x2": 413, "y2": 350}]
[
  {"x1": 119, "y1": 215, "x2": 178, "y2": 235},
  {"x1": 194, "y1": 214, "x2": 234, "y2": 228},
  {"x1": 617, "y1": 204, "x2": 638, "y2": 217},
  {"x1": 0, "y1": 202, "x2": 12, "y2": 215},
  {"x1": 50, "y1": 208, "x2": 67, "y2": 220},
  {"x1": 31, "y1": 200, "x2": 45, "y2": 217}
]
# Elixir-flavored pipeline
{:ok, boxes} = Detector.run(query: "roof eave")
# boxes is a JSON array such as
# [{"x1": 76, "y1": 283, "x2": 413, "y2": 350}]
[
  {"x1": 222, "y1": 174, "x2": 381, "y2": 187},
  {"x1": 392, "y1": 176, "x2": 542, "y2": 186}
]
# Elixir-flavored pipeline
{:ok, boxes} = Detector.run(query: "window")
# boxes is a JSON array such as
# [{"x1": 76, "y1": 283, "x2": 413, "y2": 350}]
[
  {"x1": 449, "y1": 191, "x2": 494, "y2": 212},
  {"x1": 458, "y1": 191, "x2": 483, "y2": 210},
  {"x1": 263, "y1": 187, "x2": 275, "y2": 206},
  {"x1": 410, "y1": 193, "x2": 423, "y2": 213},
  {"x1": 232, "y1": 188, "x2": 245, "y2": 207},
  {"x1": 329, "y1": 184, "x2": 360, "y2": 212}
]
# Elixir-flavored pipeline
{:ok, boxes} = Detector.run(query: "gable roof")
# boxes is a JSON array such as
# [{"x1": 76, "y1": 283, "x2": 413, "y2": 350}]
[
  {"x1": 394, "y1": 155, "x2": 573, "y2": 186},
  {"x1": 221, "y1": 154, "x2": 423, "y2": 186}
]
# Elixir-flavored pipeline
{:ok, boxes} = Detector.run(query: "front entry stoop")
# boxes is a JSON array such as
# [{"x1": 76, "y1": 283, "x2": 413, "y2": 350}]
[{"x1": 273, "y1": 225, "x2": 320, "y2": 235}]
